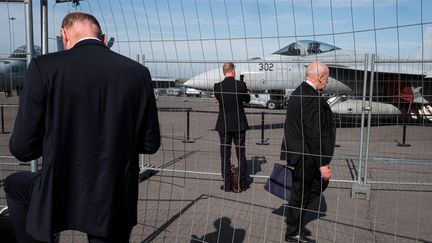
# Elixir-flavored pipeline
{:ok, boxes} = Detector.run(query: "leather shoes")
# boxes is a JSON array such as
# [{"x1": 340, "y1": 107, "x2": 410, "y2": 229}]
[
  {"x1": 285, "y1": 234, "x2": 315, "y2": 243},
  {"x1": 240, "y1": 183, "x2": 250, "y2": 192},
  {"x1": 232, "y1": 187, "x2": 241, "y2": 193},
  {"x1": 300, "y1": 227, "x2": 311, "y2": 236},
  {"x1": 220, "y1": 185, "x2": 231, "y2": 192}
]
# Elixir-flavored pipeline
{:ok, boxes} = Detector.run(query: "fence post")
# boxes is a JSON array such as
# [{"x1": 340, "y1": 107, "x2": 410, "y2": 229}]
[
  {"x1": 363, "y1": 54, "x2": 376, "y2": 186},
  {"x1": 1, "y1": 106, "x2": 5, "y2": 134},
  {"x1": 396, "y1": 112, "x2": 411, "y2": 147},
  {"x1": 397, "y1": 123, "x2": 411, "y2": 147},
  {"x1": 351, "y1": 54, "x2": 371, "y2": 200},
  {"x1": 256, "y1": 111, "x2": 269, "y2": 145},
  {"x1": 182, "y1": 109, "x2": 194, "y2": 143}
]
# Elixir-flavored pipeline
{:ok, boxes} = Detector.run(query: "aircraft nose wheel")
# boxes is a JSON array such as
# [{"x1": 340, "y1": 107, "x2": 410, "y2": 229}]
[
  {"x1": 4, "y1": 90, "x2": 12, "y2": 97},
  {"x1": 267, "y1": 101, "x2": 276, "y2": 110}
]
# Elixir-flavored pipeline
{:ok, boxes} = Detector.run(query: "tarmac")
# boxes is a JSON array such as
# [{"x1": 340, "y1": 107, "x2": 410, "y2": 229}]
[{"x1": 0, "y1": 95, "x2": 431, "y2": 243}]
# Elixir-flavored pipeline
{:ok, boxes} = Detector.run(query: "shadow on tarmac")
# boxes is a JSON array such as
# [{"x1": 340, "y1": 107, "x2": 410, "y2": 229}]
[
  {"x1": 190, "y1": 217, "x2": 246, "y2": 243},
  {"x1": 272, "y1": 195, "x2": 328, "y2": 228}
]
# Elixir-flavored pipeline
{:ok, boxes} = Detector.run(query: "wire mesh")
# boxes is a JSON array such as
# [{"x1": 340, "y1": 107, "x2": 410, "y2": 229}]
[{"x1": 0, "y1": 0, "x2": 431, "y2": 242}]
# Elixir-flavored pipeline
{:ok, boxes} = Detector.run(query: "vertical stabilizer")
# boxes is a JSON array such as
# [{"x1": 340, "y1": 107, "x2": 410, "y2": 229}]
[{"x1": 423, "y1": 26, "x2": 432, "y2": 60}]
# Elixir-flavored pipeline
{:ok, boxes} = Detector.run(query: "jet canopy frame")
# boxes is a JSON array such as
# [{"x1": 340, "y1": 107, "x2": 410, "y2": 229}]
[{"x1": 273, "y1": 40, "x2": 340, "y2": 56}]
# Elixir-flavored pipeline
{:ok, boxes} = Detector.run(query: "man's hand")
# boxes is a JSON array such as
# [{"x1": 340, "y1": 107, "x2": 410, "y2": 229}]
[{"x1": 319, "y1": 165, "x2": 332, "y2": 181}]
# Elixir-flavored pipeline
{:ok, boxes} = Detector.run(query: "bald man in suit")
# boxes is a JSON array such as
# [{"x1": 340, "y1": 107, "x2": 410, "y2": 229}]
[
  {"x1": 281, "y1": 62, "x2": 335, "y2": 243},
  {"x1": 4, "y1": 12, "x2": 160, "y2": 243}
]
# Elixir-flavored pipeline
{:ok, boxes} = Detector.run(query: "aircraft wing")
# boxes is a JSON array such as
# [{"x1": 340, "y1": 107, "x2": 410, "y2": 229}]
[{"x1": 325, "y1": 62, "x2": 432, "y2": 78}]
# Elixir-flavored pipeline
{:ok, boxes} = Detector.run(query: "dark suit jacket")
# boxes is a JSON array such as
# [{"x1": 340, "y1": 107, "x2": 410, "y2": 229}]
[
  {"x1": 214, "y1": 77, "x2": 250, "y2": 132},
  {"x1": 9, "y1": 39, "x2": 161, "y2": 241},
  {"x1": 280, "y1": 81, "x2": 335, "y2": 168}
]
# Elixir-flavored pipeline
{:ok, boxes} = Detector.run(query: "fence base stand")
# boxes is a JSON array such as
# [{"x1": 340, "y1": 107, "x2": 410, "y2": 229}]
[
  {"x1": 397, "y1": 142, "x2": 411, "y2": 147},
  {"x1": 256, "y1": 139, "x2": 270, "y2": 145},
  {"x1": 139, "y1": 164, "x2": 158, "y2": 182},
  {"x1": 351, "y1": 182, "x2": 371, "y2": 200},
  {"x1": 182, "y1": 139, "x2": 195, "y2": 143},
  {"x1": 256, "y1": 112, "x2": 269, "y2": 145}
]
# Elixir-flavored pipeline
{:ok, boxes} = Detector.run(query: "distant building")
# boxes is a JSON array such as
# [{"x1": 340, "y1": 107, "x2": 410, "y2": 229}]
[{"x1": 152, "y1": 77, "x2": 176, "y2": 89}]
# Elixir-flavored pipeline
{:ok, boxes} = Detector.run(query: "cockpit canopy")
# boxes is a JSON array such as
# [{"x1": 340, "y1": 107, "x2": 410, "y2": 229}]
[
  {"x1": 273, "y1": 40, "x2": 340, "y2": 56},
  {"x1": 8, "y1": 45, "x2": 42, "y2": 59}
]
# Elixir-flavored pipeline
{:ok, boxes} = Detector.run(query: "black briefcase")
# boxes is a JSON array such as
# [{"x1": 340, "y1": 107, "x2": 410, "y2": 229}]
[{"x1": 264, "y1": 163, "x2": 293, "y2": 201}]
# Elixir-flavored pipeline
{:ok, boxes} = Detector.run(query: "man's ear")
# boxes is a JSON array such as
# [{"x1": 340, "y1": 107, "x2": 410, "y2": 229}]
[
  {"x1": 101, "y1": 34, "x2": 107, "y2": 45},
  {"x1": 318, "y1": 74, "x2": 324, "y2": 83},
  {"x1": 60, "y1": 28, "x2": 68, "y2": 50}
]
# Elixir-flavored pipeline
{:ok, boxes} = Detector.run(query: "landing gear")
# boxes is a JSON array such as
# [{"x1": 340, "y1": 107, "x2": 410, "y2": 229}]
[
  {"x1": 267, "y1": 101, "x2": 276, "y2": 110},
  {"x1": 4, "y1": 90, "x2": 12, "y2": 97},
  {"x1": 266, "y1": 89, "x2": 285, "y2": 110}
]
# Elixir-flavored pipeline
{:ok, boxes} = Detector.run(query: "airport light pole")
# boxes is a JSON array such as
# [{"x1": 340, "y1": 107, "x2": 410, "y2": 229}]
[
  {"x1": 9, "y1": 17, "x2": 16, "y2": 51},
  {"x1": 24, "y1": 0, "x2": 34, "y2": 66},
  {"x1": 41, "y1": 0, "x2": 48, "y2": 54},
  {"x1": 24, "y1": 0, "x2": 38, "y2": 173}
]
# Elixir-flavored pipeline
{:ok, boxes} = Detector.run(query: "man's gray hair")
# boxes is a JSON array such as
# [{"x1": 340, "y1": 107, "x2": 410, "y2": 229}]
[
  {"x1": 61, "y1": 12, "x2": 103, "y2": 40},
  {"x1": 223, "y1": 62, "x2": 235, "y2": 75}
]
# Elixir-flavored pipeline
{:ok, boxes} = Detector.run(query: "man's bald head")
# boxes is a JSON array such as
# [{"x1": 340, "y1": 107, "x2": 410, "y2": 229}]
[
  {"x1": 60, "y1": 12, "x2": 104, "y2": 50},
  {"x1": 305, "y1": 61, "x2": 330, "y2": 91}
]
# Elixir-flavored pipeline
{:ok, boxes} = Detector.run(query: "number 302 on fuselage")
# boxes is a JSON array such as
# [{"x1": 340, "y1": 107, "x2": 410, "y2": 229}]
[{"x1": 258, "y1": 62, "x2": 274, "y2": 72}]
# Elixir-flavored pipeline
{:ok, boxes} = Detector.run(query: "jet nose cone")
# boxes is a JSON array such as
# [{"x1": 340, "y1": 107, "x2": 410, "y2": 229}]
[
  {"x1": 184, "y1": 75, "x2": 205, "y2": 90},
  {"x1": 185, "y1": 68, "x2": 223, "y2": 91},
  {"x1": 183, "y1": 78, "x2": 192, "y2": 87}
]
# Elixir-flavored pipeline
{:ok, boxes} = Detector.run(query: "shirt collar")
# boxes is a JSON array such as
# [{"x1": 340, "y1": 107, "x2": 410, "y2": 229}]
[
  {"x1": 304, "y1": 79, "x2": 317, "y2": 91},
  {"x1": 77, "y1": 37, "x2": 101, "y2": 43}
]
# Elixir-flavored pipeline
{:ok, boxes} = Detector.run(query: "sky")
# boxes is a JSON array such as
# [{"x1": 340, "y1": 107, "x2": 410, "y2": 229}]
[{"x1": 1, "y1": 0, "x2": 432, "y2": 78}]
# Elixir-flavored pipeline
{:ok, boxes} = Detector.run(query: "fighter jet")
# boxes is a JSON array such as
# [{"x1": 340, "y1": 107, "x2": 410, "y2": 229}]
[
  {"x1": 0, "y1": 37, "x2": 115, "y2": 97},
  {"x1": 0, "y1": 45, "x2": 42, "y2": 96},
  {"x1": 184, "y1": 39, "x2": 432, "y2": 124}
]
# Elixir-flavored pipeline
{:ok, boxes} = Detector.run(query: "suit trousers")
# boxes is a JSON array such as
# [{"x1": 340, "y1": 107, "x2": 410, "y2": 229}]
[
  {"x1": 218, "y1": 130, "x2": 248, "y2": 187},
  {"x1": 4, "y1": 171, "x2": 132, "y2": 243},
  {"x1": 285, "y1": 158, "x2": 329, "y2": 236},
  {"x1": 4, "y1": 171, "x2": 42, "y2": 243}
]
